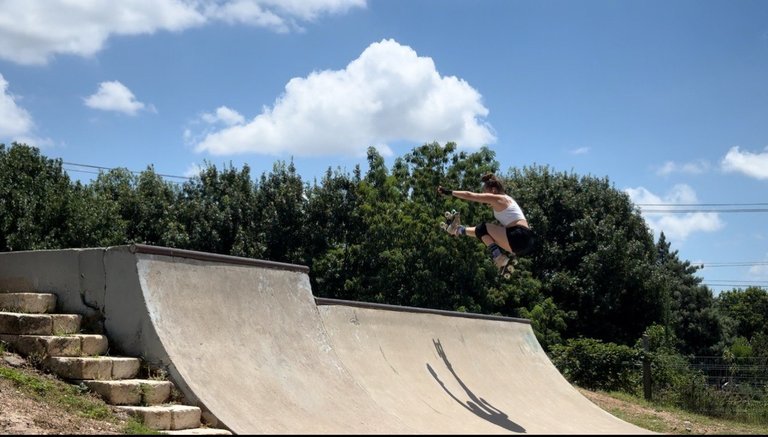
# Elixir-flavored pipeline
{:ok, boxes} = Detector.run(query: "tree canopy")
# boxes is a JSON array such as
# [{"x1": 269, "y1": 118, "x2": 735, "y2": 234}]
[{"x1": 1, "y1": 141, "x2": 763, "y2": 356}]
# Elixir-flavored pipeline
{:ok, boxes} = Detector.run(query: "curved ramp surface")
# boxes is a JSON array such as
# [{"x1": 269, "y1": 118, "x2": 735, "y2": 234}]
[
  {"x1": 135, "y1": 252, "x2": 413, "y2": 434},
  {"x1": 1, "y1": 245, "x2": 651, "y2": 434},
  {"x1": 317, "y1": 300, "x2": 648, "y2": 434},
  {"x1": 129, "y1": 246, "x2": 648, "y2": 434}
]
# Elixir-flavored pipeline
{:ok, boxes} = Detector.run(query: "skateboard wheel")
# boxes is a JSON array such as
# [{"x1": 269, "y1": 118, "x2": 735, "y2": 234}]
[{"x1": 444, "y1": 211, "x2": 452, "y2": 219}]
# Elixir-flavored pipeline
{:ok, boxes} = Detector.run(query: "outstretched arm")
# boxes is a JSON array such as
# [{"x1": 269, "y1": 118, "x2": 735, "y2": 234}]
[{"x1": 438, "y1": 186, "x2": 498, "y2": 205}]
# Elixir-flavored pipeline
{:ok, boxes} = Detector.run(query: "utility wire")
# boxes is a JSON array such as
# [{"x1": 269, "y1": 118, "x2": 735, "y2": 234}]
[
  {"x1": 637, "y1": 203, "x2": 768, "y2": 206},
  {"x1": 636, "y1": 202, "x2": 768, "y2": 213},
  {"x1": 640, "y1": 208, "x2": 768, "y2": 213},
  {"x1": 699, "y1": 262, "x2": 768, "y2": 267},
  {"x1": 63, "y1": 161, "x2": 192, "y2": 180}
]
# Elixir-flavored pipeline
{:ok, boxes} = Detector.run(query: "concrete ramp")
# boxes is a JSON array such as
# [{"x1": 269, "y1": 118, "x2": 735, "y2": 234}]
[
  {"x1": 317, "y1": 301, "x2": 645, "y2": 434},
  {"x1": 135, "y1": 251, "x2": 412, "y2": 434},
  {"x1": 0, "y1": 245, "x2": 651, "y2": 434}
]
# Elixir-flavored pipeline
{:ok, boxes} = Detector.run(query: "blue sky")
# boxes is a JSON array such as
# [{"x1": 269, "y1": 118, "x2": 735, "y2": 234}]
[{"x1": 1, "y1": 0, "x2": 767, "y2": 293}]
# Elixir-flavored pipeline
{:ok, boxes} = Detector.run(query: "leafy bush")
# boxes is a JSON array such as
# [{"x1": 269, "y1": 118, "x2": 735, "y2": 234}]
[{"x1": 550, "y1": 337, "x2": 641, "y2": 392}]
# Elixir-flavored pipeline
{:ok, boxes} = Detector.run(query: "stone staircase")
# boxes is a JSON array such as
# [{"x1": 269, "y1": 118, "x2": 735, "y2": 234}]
[{"x1": 0, "y1": 292, "x2": 231, "y2": 435}]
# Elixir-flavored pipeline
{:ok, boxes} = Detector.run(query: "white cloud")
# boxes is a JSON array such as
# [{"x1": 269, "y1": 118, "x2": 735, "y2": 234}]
[
  {"x1": 721, "y1": 146, "x2": 768, "y2": 180},
  {"x1": 0, "y1": 73, "x2": 34, "y2": 139},
  {"x1": 184, "y1": 162, "x2": 203, "y2": 178},
  {"x1": 749, "y1": 263, "x2": 768, "y2": 279},
  {"x1": 202, "y1": 106, "x2": 245, "y2": 126},
  {"x1": 0, "y1": 0, "x2": 365, "y2": 65},
  {"x1": 625, "y1": 184, "x2": 724, "y2": 242},
  {"x1": 748, "y1": 252, "x2": 768, "y2": 280},
  {"x1": 84, "y1": 81, "x2": 151, "y2": 116},
  {"x1": 569, "y1": 147, "x2": 590, "y2": 155},
  {"x1": 655, "y1": 160, "x2": 710, "y2": 176},
  {"x1": 203, "y1": 0, "x2": 365, "y2": 32},
  {"x1": 194, "y1": 39, "x2": 496, "y2": 158}
]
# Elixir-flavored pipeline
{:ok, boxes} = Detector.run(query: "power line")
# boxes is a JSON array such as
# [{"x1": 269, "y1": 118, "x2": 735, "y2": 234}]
[
  {"x1": 704, "y1": 283, "x2": 768, "y2": 289},
  {"x1": 699, "y1": 262, "x2": 768, "y2": 268},
  {"x1": 62, "y1": 161, "x2": 192, "y2": 180},
  {"x1": 640, "y1": 208, "x2": 768, "y2": 213},
  {"x1": 636, "y1": 202, "x2": 768, "y2": 214},
  {"x1": 637, "y1": 203, "x2": 768, "y2": 207}
]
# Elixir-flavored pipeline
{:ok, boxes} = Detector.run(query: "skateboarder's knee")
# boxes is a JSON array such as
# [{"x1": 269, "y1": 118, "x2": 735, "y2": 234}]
[{"x1": 475, "y1": 222, "x2": 489, "y2": 240}]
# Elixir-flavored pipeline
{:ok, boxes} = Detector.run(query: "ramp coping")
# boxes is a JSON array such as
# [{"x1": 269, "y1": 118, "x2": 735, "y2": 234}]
[
  {"x1": 315, "y1": 297, "x2": 532, "y2": 325},
  {"x1": 128, "y1": 244, "x2": 309, "y2": 274}
]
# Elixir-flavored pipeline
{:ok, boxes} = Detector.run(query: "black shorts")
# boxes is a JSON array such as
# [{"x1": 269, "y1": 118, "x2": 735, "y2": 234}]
[{"x1": 506, "y1": 225, "x2": 535, "y2": 257}]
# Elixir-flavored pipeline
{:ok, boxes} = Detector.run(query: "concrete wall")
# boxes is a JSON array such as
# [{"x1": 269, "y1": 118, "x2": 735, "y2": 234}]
[
  {"x1": 0, "y1": 247, "x2": 108, "y2": 333},
  {"x1": 0, "y1": 246, "x2": 170, "y2": 365}
]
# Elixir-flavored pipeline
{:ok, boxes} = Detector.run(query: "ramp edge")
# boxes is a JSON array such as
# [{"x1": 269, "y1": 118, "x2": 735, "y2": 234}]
[
  {"x1": 315, "y1": 297, "x2": 532, "y2": 325},
  {"x1": 129, "y1": 244, "x2": 309, "y2": 274}
]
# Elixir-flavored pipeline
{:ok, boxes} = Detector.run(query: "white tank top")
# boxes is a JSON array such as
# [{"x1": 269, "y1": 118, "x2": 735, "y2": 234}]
[{"x1": 494, "y1": 195, "x2": 526, "y2": 226}]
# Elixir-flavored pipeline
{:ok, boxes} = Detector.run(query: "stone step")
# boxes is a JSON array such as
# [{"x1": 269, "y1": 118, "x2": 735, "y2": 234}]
[
  {"x1": 0, "y1": 292, "x2": 56, "y2": 314},
  {"x1": 0, "y1": 293, "x2": 229, "y2": 434},
  {"x1": 45, "y1": 356, "x2": 140, "y2": 380},
  {"x1": 116, "y1": 405, "x2": 202, "y2": 431},
  {"x1": 0, "y1": 334, "x2": 108, "y2": 357},
  {"x1": 0, "y1": 312, "x2": 81, "y2": 335},
  {"x1": 81, "y1": 379, "x2": 173, "y2": 406},
  {"x1": 162, "y1": 427, "x2": 233, "y2": 435}
]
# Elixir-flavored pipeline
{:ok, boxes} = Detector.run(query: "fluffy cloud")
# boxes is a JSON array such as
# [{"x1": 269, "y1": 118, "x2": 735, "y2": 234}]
[
  {"x1": 721, "y1": 146, "x2": 768, "y2": 180},
  {"x1": 0, "y1": 0, "x2": 365, "y2": 65},
  {"x1": 0, "y1": 73, "x2": 33, "y2": 139},
  {"x1": 203, "y1": 0, "x2": 365, "y2": 32},
  {"x1": 201, "y1": 106, "x2": 245, "y2": 126},
  {"x1": 625, "y1": 184, "x2": 724, "y2": 242},
  {"x1": 655, "y1": 160, "x2": 710, "y2": 176},
  {"x1": 84, "y1": 81, "x2": 152, "y2": 116},
  {"x1": 194, "y1": 39, "x2": 495, "y2": 157}
]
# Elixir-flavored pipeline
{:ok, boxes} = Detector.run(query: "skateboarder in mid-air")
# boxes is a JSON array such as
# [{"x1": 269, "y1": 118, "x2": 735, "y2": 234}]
[{"x1": 438, "y1": 173, "x2": 535, "y2": 277}]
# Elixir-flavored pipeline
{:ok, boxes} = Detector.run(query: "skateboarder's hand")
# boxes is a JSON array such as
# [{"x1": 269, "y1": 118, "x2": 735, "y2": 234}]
[{"x1": 438, "y1": 186, "x2": 452, "y2": 196}]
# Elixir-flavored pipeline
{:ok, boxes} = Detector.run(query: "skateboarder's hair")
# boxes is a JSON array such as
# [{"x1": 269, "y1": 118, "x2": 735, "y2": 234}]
[{"x1": 481, "y1": 173, "x2": 505, "y2": 194}]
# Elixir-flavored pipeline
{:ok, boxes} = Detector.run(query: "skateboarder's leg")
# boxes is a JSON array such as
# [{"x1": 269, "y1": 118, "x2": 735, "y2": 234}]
[
  {"x1": 474, "y1": 223, "x2": 513, "y2": 253},
  {"x1": 472, "y1": 222, "x2": 514, "y2": 270}
]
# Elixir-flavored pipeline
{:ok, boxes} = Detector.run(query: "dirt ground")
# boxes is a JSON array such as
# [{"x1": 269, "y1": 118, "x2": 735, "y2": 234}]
[
  {"x1": 1, "y1": 351, "x2": 129, "y2": 435},
  {"x1": 2, "y1": 348, "x2": 764, "y2": 435},
  {"x1": 578, "y1": 387, "x2": 766, "y2": 435}
]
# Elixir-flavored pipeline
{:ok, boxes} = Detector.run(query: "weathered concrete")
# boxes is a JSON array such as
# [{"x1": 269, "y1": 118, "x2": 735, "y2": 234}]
[
  {"x1": 318, "y1": 301, "x2": 643, "y2": 434},
  {"x1": 0, "y1": 245, "x2": 652, "y2": 434}
]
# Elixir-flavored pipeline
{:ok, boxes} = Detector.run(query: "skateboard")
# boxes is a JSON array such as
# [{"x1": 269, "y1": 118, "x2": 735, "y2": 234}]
[{"x1": 440, "y1": 209, "x2": 461, "y2": 236}]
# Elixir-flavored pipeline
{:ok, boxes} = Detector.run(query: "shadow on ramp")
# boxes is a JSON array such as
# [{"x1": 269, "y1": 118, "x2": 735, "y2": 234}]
[{"x1": 427, "y1": 339, "x2": 526, "y2": 433}]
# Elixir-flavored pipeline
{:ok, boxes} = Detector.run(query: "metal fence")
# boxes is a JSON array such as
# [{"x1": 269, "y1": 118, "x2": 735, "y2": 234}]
[{"x1": 649, "y1": 356, "x2": 768, "y2": 423}]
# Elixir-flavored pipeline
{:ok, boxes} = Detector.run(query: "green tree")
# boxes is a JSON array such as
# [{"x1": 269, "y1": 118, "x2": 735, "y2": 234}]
[
  {"x1": 656, "y1": 234, "x2": 724, "y2": 356},
  {"x1": 177, "y1": 162, "x2": 261, "y2": 257},
  {"x1": 67, "y1": 178, "x2": 127, "y2": 247},
  {"x1": 717, "y1": 286, "x2": 768, "y2": 341},
  {"x1": 504, "y1": 165, "x2": 664, "y2": 345},
  {"x1": 0, "y1": 143, "x2": 76, "y2": 250},
  {"x1": 134, "y1": 167, "x2": 183, "y2": 246},
  {"x1": 256, "y1": 160, "x2": 306, "y2": 263},
  {"x1": 550, "y1": 337, "x2": 641, "y2": 391},
  {"x1": 519, "y1": 297, "x2": 572, "y2": 351}
]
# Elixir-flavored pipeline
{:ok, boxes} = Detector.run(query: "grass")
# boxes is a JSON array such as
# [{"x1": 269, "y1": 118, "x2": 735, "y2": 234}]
[
  {"x1": 582, "y1": 388, "x2": 768, "y2": 435},
  {"x1": 0, "y1": 364, "x2": 160, "y2": 435}
]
